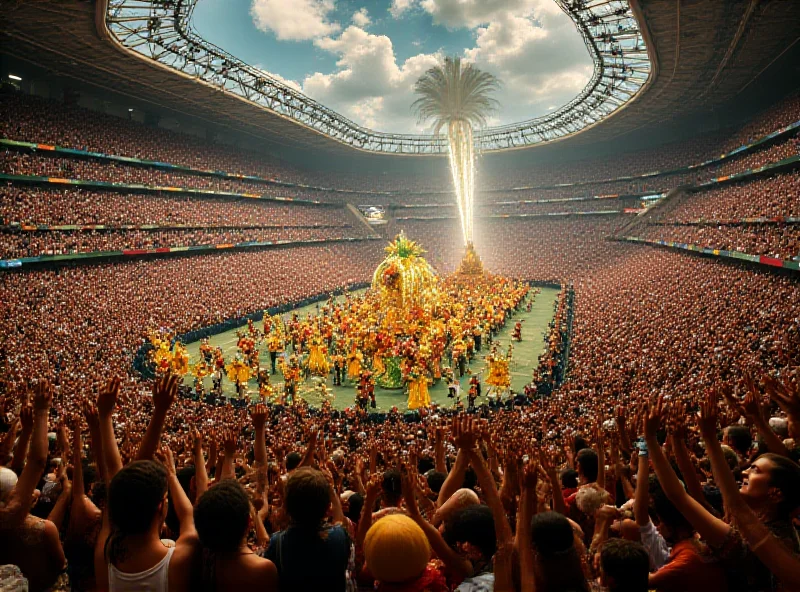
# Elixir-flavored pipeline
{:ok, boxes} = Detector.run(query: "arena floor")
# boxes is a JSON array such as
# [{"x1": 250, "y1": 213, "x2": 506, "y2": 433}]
[{"x1": 183, "y1": 286, "x2": 558, "y2": 410}]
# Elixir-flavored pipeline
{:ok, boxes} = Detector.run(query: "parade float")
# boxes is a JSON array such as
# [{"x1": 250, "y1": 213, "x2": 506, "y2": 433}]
[{"x1": 371, "y1": 233, "x2": 441, "y2": 390}]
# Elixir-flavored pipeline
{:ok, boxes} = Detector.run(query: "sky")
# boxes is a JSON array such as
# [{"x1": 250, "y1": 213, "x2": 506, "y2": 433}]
[{"x1": 192, "y1": 0, "x2": 594, "y2": 134}]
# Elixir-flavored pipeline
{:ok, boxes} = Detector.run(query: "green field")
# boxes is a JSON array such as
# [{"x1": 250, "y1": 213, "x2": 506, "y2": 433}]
[{"x1": 183, "y1": 286, "x2": 558, "y2": 411}]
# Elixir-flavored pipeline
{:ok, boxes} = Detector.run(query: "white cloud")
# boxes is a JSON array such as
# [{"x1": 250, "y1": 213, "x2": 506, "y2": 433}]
[
  {"x1": 254, "y1": 0, "x2": 593, "y2": 132},
  {"x1": 302, "y1": 26, "x2": 441, "y2": 132},
  {"x1": 390, "y1": 0, "x2": 416, "y2": 18},
  {"x1": 461, "y1": 1, "x2": 593, "y2": 124},
  {"x1": 250, "y1": 0, "x2": 339, "y2": 41},
  {"x1": 420, "y1": 0, "x2": 538, "y2": 29},
  {"x1": 352, "y1": 7, "x2": 371, "y2": 27}
]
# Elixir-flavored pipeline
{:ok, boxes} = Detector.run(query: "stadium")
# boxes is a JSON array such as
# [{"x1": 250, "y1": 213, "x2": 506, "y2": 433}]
[{"x1": 1, "y1": 0, "x2": 799, "y2": 590}]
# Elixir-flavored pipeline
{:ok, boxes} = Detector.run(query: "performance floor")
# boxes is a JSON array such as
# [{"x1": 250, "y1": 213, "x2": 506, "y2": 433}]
[{"x1": 183, "y1": 286, "x2": 559, "y2": 411}]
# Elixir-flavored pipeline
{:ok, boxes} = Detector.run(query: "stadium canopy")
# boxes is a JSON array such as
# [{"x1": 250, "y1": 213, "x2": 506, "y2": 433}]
[{"x1": 105, "y1": 0, "x2": 652, "y2": 155}]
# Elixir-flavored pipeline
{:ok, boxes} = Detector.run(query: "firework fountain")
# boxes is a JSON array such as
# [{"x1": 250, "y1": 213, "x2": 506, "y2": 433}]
[{"x1": 413, "y1": 56, "x2": 499, "y2": 247}]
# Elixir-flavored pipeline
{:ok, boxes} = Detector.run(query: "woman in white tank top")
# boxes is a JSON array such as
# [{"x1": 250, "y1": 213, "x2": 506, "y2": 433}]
[
  {"x1": 108, "y1": 546, "x2": 175, "y2": 592},
  {"x1": 94, "y1": 377, "x2": 201, "y2": 592}
]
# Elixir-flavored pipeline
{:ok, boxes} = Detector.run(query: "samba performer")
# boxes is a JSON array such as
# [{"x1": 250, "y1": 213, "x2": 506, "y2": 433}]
[
  {"x1": 279, "y1": 354, "x2": 301, "y2": 405},
  {"x1": 355, "y1": 370, "x2": 369, "y2": 410},
  {"x1": 467, "y1": 380, "x2": 478, "y2": 410},
  {"x1": 512, "y1": 320, "x2": 523, "y2": 342},
  {"x1": 306, "y1": 332, "x2": 331, "y2": 377},
  {"x1": 406, "y1": 363, "x2": 431, "y2": 410},
  {"x1": 332, "y1": 351, "x2": 344, "y2": 386},
  {"x1": 199, "y1": 338, "x2": 213, "y2": 364},
  {"x1": 267, "y1": 329, "x2": 284, "y2": 375},
  {"x1": 257, "y1": 368, "x2": 275, "y2": 402},
  {"x1": 347, "y1": 343, "x2": 364, "y2": 383}
]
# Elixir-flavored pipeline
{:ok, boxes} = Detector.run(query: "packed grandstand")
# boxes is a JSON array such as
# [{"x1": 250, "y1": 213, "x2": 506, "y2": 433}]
[{"x1": 2, "y1": 1, "x2": 800, "y2": 592}]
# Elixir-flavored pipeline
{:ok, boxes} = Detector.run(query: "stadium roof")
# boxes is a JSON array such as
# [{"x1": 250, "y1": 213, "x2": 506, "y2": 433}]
[{"x1": 2, "y1": 0, "x2": 800, "y2": 158}]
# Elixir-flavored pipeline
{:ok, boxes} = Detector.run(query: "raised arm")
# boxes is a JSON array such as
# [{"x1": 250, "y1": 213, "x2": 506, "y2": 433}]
[
  {"x1": 740, "y1": 377, "x2": 790, "y2": 458},
  {"x1": 250, "y1": 405, "x2": 268, "y2": 496},
  {"x1": 355, "y1": 474, "x2": 382, "y2": 549},
  {"x1": 765, "y1": 373, "x2": 800, "y2": 440},
  {"x1": 594, "y1": 422, "x2": 606, "y2": 491},
  {"x1": 539, "y1": 449, "x2": 565, "y2": 515},
  {"x1": 136, "y1": 374, "x2": 177, "y2": 461},
  {"x1": 9, "y1": 404, "x2": 33, "y2": 475},
  {"x1": 458, "y1": 416, "x2": 513, "y2": 546},
  {"x1": 518, "y1": 460, "x2": 538, "y2": 592},
  {"x1": 0, "y1": 418, "x2": 20, "y2": 466},
  {"x1": 190, "y1": 429, "x2": 209, "y2": 501},
  {"x1": 68, "y1": 418, "x2": 102, "y2": 541},
  {"x1": 220, "y1": 431, "x2": 238, "y2": 481},
  {"x1": 82, "y1": 401, "x2": 105, "y2": 483},
  {"x1": 47, "y1": 465, "x2": 72, "y2": 532},
  {"x1": 7, "y1": 381, "x2": 53, "y2": 522},
  {"x1": 667, "y1": 403, "x2": 709, "y2": 507},
  {"x1": 401, "y1": 465, "x2": 473, "y2": 580},
  {"x1": 298, "y1": 429, "x2": 319, "y2": 469},
  {"x1": 160, "y1": 445, "x2": 198, "y2": 541},
  {"x1": 96, "y1": 377, "x2": 123, "y2": 482},
  {"x1": 633, "y1": 450, "x2": 650, "y2": 527},
  {"x1": 644, "y1": 396, "x2": 730, "y2": 547},
  {"x1": 434, "y1": 426, "x2": 447, "y2": 474},
  {"x1": 436, "y1": 449, "x2": 468, "y2": 510}
]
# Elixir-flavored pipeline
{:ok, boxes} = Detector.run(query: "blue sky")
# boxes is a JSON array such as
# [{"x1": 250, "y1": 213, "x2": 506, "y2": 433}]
[{"x1": 192, "y1": 0, "x2": 594, "y2": 133}]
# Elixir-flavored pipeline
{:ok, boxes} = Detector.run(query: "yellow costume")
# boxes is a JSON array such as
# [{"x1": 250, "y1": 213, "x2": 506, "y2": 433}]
[
  {"x1": 226, "y1": 359, "x2": 252, "y2": 384},
  {"x1": 171, "y1": 343, "x2": 190, "y2": 376},
  {"x1": 406, "y1": 366, "x2": 431, "y2": 410},
  {"x1": 307, "y1": 336, "x2": 331, "y2": 376},
  {"x1": 347, "y1": 348, "x2": 363, "y2": 381},
  {"x1": 485, "y1": 354, "x2": 510, "y2": 390}
]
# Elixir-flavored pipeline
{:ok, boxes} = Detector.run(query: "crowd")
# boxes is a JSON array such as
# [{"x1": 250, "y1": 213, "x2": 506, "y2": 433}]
[
  {"x1": 627, "y1": 167, "x2": 800, "y2": 260},
  {"x1": 1, "y1": 82, "x2": 800, "y2": 592},
  {"x1": 0, "y1": 186, "x2": 354, "y2": 228},
  {"x1": 0, "y1": 226, "x2": 375, "y2": 259},
  {"x1": 2, "y1": 89, "x2": 799, "y2": 198},
  {"x1": 638, "y1": 223, "x2": 800, "y2": 260},
  {"x1": 1, "y1": 246, "x2": 799, "y2": 592},
  {"x1": 658, "y1": 170, "x2": 800, "y2": 223}
]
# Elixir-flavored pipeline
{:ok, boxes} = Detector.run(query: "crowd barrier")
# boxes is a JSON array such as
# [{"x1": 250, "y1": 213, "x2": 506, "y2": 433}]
[
  {"x1": 2, "y1": 222, "x2": 353, "y2": 231},
  {"x1": 0, "y1": 236, "x2": 380, "y2": 270},
  {"x1": 648, "y1": 217, "x2": 800, "y2": 226},
  {"x1": 620, "y1": 236, "x2": 800, "y2": 271},
  {"x1": 0, "y1": 172, "x2": 339, "y2": 207}
]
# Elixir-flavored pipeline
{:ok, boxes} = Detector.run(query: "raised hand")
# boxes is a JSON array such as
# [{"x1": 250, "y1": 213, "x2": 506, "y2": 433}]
[
  {"x1": 158, "y1": 444, "x2": 177, "y2": 477},
  {"x1": 152, "y1": 373, "x2": 178, "y2": 413},
  {"x1": 32, "y1": 380, "x2": 53, "y2": 411},
  {"x1": 222, "y1": 431, "x2": 238, "y2": 456},
  {"x1": 699, "y1": 390, "x2": 720, "y2": 441},
  {"x1": 764, "y1": 372, "x2": 800, "y2": 417},
  {"x1": 644, "y1": 396, "x2": 664, "y2": 442},
  {"x1": 667, "y1": 400, "x2": 688, "y2": 440},
  {"x1": 250, "y1": 403, "x2": 268, "y2": 428},
  {"x1": 521, "y1": 459, "x2": 539, "y2": 491},
  {"x1": 81, "y1": 400, "x2": 99, "y2": 430},
  {"x1": 365, "y1": 473, "x2": 382, "y2": 499},
  {"x1": 19, "y1": 404, "x2": 33, "y2": 432},
  {"x1": 400, "y1": 464, "x2": 421, "y2": 518},
  {"x1": 452, "y1": 415, "x2": 480, "y2": 451},
  {"x1": 96, "y1": 376, "x2": 121, "y2": 417}
]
